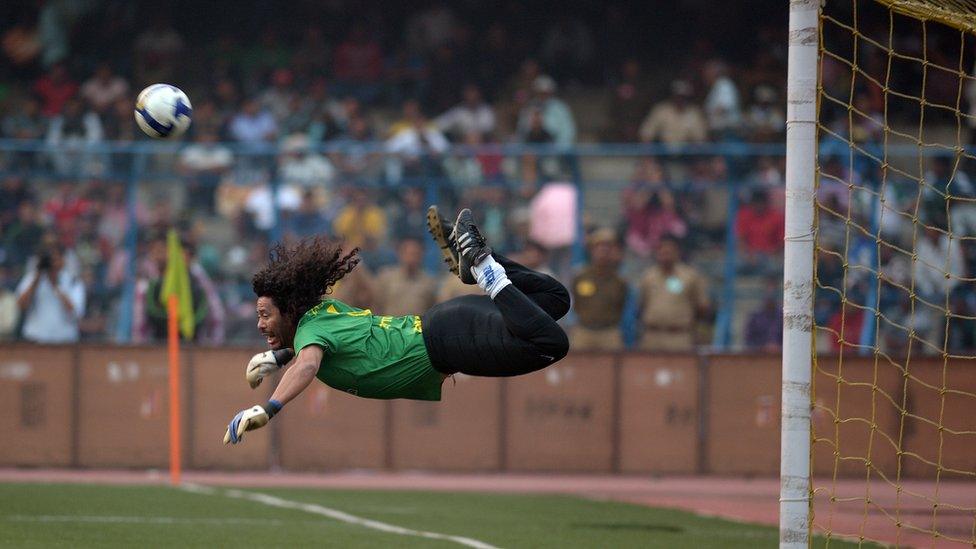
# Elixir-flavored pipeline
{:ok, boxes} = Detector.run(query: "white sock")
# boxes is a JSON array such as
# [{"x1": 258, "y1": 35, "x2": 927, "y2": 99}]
[{"x1": 471, "y1": 255, "x2": 511, "y2": 299}]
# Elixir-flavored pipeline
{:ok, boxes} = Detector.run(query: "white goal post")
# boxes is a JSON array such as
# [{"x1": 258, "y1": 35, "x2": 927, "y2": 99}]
[{"x1": 780, "y1": 0, "x2": 819, "y2": 547}]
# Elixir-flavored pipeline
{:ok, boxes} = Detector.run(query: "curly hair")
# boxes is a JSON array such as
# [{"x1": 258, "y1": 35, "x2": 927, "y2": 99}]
[{"x1": 252, "y1": 237, "x2": 360, "y2": 325}]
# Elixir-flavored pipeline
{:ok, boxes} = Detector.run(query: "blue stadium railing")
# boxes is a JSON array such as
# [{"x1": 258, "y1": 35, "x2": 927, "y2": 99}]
[{"x1": 2, "y1": 138, "x2": 942, "y2": 350}]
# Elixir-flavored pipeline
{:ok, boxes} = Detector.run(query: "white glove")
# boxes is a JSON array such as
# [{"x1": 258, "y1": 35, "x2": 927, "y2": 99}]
[
  {"x1": 223, "y1": 400, "x2": 282, "y2": 444},
  {"x1": 246, "y1": 348, "x2": 294, "y2": 389}
]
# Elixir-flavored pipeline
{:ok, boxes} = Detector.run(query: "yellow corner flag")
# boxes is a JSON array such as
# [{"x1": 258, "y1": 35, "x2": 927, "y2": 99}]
[{"x1": 160, "y1": 229, "x2": 195, "y2": 340}]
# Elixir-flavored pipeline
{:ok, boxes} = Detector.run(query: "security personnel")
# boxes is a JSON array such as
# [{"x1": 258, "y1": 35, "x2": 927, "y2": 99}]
[
  {"x1": 638, "y1": 235, "x2": 710, "y2": 352},
  {"x1": 571, "y1": 228, "x2": 628, "y2": 351}
]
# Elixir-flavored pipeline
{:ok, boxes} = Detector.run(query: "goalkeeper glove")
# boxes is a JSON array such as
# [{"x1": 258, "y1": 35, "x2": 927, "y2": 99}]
[
  {"x1": 223, "y1": 400, "x2": 282, "y2": 444},
  {"x1": 246, "y1": 348, "x2": 295, "y2": 389}
]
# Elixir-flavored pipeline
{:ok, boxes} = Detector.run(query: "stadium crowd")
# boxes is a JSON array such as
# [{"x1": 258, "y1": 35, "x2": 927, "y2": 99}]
[{"x1": 7, "y1": 1, "x2": 968, "y2": 354}]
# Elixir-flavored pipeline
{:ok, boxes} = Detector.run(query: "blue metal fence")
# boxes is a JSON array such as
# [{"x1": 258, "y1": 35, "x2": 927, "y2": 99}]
[{"x1": 3, "y1": 138, "x2": 941, "y2": 350}]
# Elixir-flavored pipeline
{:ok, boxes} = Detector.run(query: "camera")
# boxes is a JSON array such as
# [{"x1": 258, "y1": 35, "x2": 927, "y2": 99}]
[{"x1": 37, "y1": 252, "x2": 52, "y2": 272}]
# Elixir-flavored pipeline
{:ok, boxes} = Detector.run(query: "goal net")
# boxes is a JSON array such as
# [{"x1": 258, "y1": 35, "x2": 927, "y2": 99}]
[{"x1": 784, "y1": 0, "x2": 976, "y2": 546}]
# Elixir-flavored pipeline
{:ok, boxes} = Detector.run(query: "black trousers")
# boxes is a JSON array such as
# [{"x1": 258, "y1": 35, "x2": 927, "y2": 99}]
[{"x1": 421, "y1": 254, "x2": 570, "y2": 377}]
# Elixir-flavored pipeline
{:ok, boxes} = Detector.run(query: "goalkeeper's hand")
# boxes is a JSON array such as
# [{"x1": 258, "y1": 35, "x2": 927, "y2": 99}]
[
  {"x1": 246, "y1": 348, "x2": 294, "y2": 389},
  {"x1": 223, "y1": 400, "x2": 282, "y2": 445}
]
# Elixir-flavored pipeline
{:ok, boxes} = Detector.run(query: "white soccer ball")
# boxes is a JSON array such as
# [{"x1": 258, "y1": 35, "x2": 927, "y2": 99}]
[{"x1": 134, "y1": 84, "x2": 192, "y2": 139}]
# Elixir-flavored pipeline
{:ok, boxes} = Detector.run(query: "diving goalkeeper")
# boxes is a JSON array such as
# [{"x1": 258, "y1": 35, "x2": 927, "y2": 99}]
[{"x1": 224, "y1": 207, "x2": 570, "y2": 444}]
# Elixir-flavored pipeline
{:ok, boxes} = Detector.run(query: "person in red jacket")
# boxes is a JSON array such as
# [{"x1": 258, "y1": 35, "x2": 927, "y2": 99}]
[{"x1": 735, "y1": 188, "x2": 785, "y2": 273}]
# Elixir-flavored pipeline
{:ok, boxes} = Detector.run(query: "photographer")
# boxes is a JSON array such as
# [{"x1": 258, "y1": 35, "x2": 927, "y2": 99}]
[{"x1": 15, "y1": 244, "x2": 86, "y2": 343}]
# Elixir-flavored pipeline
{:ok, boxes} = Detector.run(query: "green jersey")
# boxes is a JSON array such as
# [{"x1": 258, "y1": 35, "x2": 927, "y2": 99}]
[{"x1": 292, "y1": 298, "x2": 442, "y2": 401}]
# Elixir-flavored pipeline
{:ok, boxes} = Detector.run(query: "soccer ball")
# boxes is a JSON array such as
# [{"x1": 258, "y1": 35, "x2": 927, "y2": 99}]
[{"x1": 134, "y1": 84, "x2": 192, "y2": 139}]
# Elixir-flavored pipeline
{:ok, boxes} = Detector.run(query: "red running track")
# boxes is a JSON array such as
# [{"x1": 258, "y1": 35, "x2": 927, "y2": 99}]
[{"x1": 1, "y1": 469, "x2": 972, "y2": 547}]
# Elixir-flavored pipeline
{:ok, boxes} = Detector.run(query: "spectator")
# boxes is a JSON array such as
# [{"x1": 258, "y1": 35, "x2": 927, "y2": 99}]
[
  {"x1": 277, "y1": 134, "x2": 336, "y2": 189},
  {"x1": 33, "y1": 63, "x2": 78, "y2": 116},
  {"x1": 638, "y1": 80, "x2": 708, "y2": 145},
  {"x1": 623, "y1": 158, "x2": 687, "y2": 259},
  {"x1": 517, "y1": 75, "x2": 576, "y2": 147},
  {"x1": 404, "y1": 5, "x2": 458, "y2": 54},
  {"x1": 0, "y1": 265, "x2": 19, "y2": 340},
  {"x1": 386, "y1": 100, "x2": 449, "y2": 180},
  {"x1": 44, "y1": 181, "x2": 93, "y2": 240},
  {"x1": 3, "y1": 201, "x2": 45, "y2": 267},
  {"x1": 185, "y1": 99, "x2": 225, "y2": 140},
  {"x1": 133, "y1": 17, "x2": 184, "y2": 86},
  {"x1": 915, "y1": 224, "x2": 964, "y2": 300},
  {"x1": 243, "y1": 183, "x2": 302, "y2": 233},
  {"x1": 702, "y1": 59, "x2": 742, "y2": 140},
  {"x1": 102, "y1": 97, "x2": 139, "y2": 143},
  {"x1": 385, "y1": 49, "x2": 428, "y2": 106},
  {"x1": 260, "y1": 68, "x2": 297, "y2": 123},
  {"x1": 443, "y1": 132, "x2": 487, "y2": 188},
  {"x1": 1, "y1": 12, "x2": 42, "y2": 69},
  {"x1": 637, "y1": 235, "x2": 710, "y2": 352},
  {"x1": 391, "y1": 186, "x2": 428, "y2": 241},
  {"x1": 2, "y1": 96, "x2": 46, "y2": 140},
  {"x1": 16, "y1": 240, "x2": 86, "y2": 343},
  {"x1": 744, "y1": 278, "x2": 783, "y2": 351},
  {"x1": 0, "y1": 175, "x2": 33, "y2": 228},
  {"x1": 280, "y1": 92, "x2": 320, "y2": 140},
  {"x1": 45, "y1": 97, "x2": 104, "y2": 176},
  {"x1": 571, "y1": 228, "x2": 628, "y2": 351},
  {"x1": 501, "y1": 58, "x2": 542, "y2": 133},
  {"x1": 138, "y1": 236, "x2": 208, "y2": 343},
  {"x1": 374, "y1": 237, "x2": 438, "y2": 317},
  {"x1": 80, "y1": 63, "x2": 129, "y2": 114},
  {"x1": 435, "y1": 83, "x2": 496, "y2": 140},
  {"x1": 333, "y1": 25, "x2": 384, "y2": 104},
  {"x1": 735, "y1": 188, "x2": 785, "y2": 273},
  {"x1": 436, "y1": 269, "x2": 483, "y2": 303},
  {"x1": 607, "y1": 59, "x2": 655, "y2": 142},
  {"x1": 331, "y1": 115, "x2": 380, "y2": 181},
  {"x1": 178, "y1": 130, "x2": 234, "y2": 214},
  {"x1": 228, "y1": 98, "x2": 277, "y2": 145},
  {"x1": 517, "y1": 108, "x2": 556, "y2": 188},
  {"x1": 283, "y1": 189, "x2": 331, "y2": 240},
  {"x1": 327, "y1": 255, "x2": 375, "y2": 310},
  {"x1": 528, "y1": 183, "x2": 577, "y2": 280},
  {"x1": 745, "y1": 85, "x2": 785, "y2": 142},
  {"x1": 293, "y1": 26, "x2": 331, "y2": 78},
  {"x1": 427, "y1": 44, "x2": 466, "y2": 113},
  {"x1": 510, "y1": 239, "x2": 556, "y2": 278},
  {"x1": 332, "y1": 187, "x2": 387, "y2": 250}
]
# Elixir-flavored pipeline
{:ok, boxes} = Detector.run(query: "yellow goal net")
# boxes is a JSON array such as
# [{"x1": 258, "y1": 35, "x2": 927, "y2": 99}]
[{"x1": 784, "y1": 0, "x2": 976, "y2": 547}]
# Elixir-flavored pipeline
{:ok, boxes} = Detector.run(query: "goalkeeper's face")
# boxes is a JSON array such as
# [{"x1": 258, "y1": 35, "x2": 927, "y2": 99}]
[{"x1": 256, "y1": 296, "x2": 289, "y2": 350}]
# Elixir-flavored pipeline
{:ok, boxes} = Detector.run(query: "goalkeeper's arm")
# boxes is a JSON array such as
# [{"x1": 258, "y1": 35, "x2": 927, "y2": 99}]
[{"x1": 224, "y1": 345, "x2": 323, "y2": 445}]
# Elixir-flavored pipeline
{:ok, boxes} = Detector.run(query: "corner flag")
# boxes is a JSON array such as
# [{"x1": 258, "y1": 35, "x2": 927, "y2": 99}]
[{"x1": 160, "y1": 229, "x2": 194, "y2": 340}]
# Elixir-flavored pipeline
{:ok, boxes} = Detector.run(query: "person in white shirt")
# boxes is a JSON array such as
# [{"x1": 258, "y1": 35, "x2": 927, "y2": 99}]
[
  {"x1": 277, "y1": 134, "x2": 336, "y2": 188},
  {"x1": 178, "y1": 130, "x2": 234, "y2": 214},
  {"x1": 386, "y1": 107, "x2": 449, "y2": 181},
  {"x1": 16, "y1": 245, "x2": 86, "y2": 343},
  {"x1": 435, "y1": 83, "x2": 496, "y2": 140},
  {"x1": 79, "y1": 63, "x2": 129, "y2": 114},
  {"x1": 702, "y1": 60, "x2": 742, "y2": 139}
]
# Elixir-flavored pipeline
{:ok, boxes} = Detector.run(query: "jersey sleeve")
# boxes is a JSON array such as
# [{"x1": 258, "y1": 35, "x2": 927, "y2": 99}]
[{"x1": 292, "y1": 317, "x2": 336, "y2": 355}]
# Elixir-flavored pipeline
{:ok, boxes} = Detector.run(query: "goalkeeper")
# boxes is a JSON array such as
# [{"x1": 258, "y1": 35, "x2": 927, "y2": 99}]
[{"x1": 224, "y1": 207, "x2": 570, "y2": 444}]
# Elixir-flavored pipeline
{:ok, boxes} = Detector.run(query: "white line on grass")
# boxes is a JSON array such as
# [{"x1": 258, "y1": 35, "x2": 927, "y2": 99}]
[
  {"x1": 5, "y1": 515, "x2": 287, "y2": 526},
  {"x1": 179, "y1": 484, "x2": 501, "y2": 549}
]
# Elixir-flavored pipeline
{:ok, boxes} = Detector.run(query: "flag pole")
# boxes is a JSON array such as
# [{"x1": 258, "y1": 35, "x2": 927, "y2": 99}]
[{"x1": 167, "y1": 293, "x2": 182, "y2": 485}]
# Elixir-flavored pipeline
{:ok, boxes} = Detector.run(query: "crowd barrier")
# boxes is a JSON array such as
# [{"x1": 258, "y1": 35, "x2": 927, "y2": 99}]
[{"x1": 1, "y1": 344, "x2": 972, "y2": 477}]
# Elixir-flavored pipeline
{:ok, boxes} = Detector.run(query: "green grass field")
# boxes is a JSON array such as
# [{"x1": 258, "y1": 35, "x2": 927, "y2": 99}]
[{"x1": 0, "y1": 483, "x2": 864, "y2": 548}]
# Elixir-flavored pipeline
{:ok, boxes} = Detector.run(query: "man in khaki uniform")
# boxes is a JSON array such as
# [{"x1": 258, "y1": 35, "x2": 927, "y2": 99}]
[
  {"x1": 374, "y1": 237, "x2": 437, "y2": 316},
  {"x1": 571, "y1": 228, "x2": 628, "y2": 351},
  {"x1": 638, "y1": 235, "x2": 710, "y2": 351}
]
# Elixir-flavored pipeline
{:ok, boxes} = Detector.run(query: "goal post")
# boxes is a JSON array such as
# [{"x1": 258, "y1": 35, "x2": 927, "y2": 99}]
[
  {"x1": 784, "y1": 0, "x2": 976, "y2": 546},
  {"x1": 781, "y1": 1, "x2": 819, "y2": 547}
]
